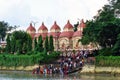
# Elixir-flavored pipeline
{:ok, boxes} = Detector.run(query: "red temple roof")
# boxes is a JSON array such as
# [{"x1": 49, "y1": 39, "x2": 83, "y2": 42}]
[
  {"x1": 50, "y1": 21, "x2": 61, "y2": 30},
  {"x1": 78, "y1": 19, "x2": 86, "y2": 28},
  {"x1": 26, "y1": 23, "x2": 36, "y2": 31},
  {"x1": 73, "y1": 31, "x2": 82, "y2": 37},
  {"x1": 48, "y1": 32, "x2": 61, "y2": 38},
  {"x1": 38, "y1": 22, "x2": 48, "y2": 31},
  {"x1": 60, "y1": 31, "x2": 74, "y2": 39},
  {"x1": 63, "y1": 20, "x2": 73, "y2": 29},
  {"x1": 60, "y1": 20, "x2": 74, "y2": 38}
]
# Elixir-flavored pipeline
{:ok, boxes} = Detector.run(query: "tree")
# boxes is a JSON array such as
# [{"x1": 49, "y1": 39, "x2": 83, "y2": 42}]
[
  {"x1": 26, "y1": 34, "x2": 32, "y2": 52},
  {"x1": 108, "y1": 0, "x2": 120, "y2": 17},
  {"x1": 16, "y1": 40, "x2": 22, "y2": 54},
  {"x1": 0, "y1": 21, "x2": 8, "y2": 41},
  {"x1": 112, "y1": 33, "x2": 120, "y2": 55},
  {"x1": 81, "y1": 17, "x2": 120, "y2": 49},
  {"x1": 0, "y1": 21, "x2": 17, "y2": 41},
  {"x1": 0, "y1": 47, "x2": 1, "y2": 53},
  {"x1": 44, "y1": 36, "x2": 49, "y2": 52},
  {"x1": 9, "y1": 31, "x2": 32, "y2": 54},
  {"x1": 98, "y1": 21, "x2": 120, "y2": 48},
  {"x1": 80, "y1": 20, "x2": 100, "y2": 49},
  {"x1": 80, "y1": 0, "x2": 120, "y2": 55},
  {"x1": 73, "y1": 21, "x2": 79, "y2": 32},
  {"x1": 49, "y1": 35, "x2": 54, "y2": 51},
  {"x1": 37, "y1": 35, "x2": 43, "y2": 52},
  {"x1": 6, "y1": 34, "x2": 11, "y2": 53},
  {"x1": 34, "y1": 38, "x2": 37, "y2": 51},
  {"x1": 43, "y1": 48, "x2": 47, "y2": 55},
  {"x1": 10, "y1": 36, "x2": 16, "y2": 53}
]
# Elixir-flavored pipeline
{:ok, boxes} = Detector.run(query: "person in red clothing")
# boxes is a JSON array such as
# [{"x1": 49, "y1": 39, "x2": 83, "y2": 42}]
[
  {"x1": 32, "y1": 69, "x2": 36, "y2": 74},
  {"x1": 40, "y1": 66, "x2": 43, "y2": 74},
  {"x1": 64, "y1": 65, "x2": 68, "y2": 75}
]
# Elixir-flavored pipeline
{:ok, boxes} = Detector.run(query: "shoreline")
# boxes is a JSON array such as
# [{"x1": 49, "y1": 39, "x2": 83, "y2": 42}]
[
  {"x1": 1, "y1": 64, "x2": 120, "y2": 75},
  {"x1": 0, "y1": 64, "x2": 39, "y2": 71},
  {"x1": 80, "y1": 64, "x2": 120, "y2": 75}
]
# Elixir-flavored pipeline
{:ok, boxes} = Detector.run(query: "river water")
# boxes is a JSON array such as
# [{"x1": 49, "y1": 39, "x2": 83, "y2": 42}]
[{"x1": 0, "y1": 71, "x2": 120, "y2": 80}]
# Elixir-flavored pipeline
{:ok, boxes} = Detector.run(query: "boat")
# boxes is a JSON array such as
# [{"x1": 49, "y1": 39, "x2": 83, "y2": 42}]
[{"x1": 67, "y1": 67, "x2": 82, "y2": 74}]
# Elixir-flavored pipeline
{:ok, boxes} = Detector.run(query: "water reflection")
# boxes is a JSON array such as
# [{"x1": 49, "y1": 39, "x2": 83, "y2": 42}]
[{"x1": 0, "y1": 71, "x2": 120, "y2": 80}]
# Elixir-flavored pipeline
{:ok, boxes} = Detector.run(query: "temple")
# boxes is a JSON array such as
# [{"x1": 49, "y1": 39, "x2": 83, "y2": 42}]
[{"x1": 26, "y1": 19, "x2": 97, "y2": 51}]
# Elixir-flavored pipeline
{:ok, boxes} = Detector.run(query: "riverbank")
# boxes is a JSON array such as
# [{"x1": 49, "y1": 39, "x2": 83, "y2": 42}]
[
  {"x1": 80, "y1": 64, "x2": 120, "y2": 75},
  {"x1": 0, "y1": 64, "x2": 39, "y2": 71},
  {"x1": 1, "y1": 64, "x2": 120, "y2": 75}
]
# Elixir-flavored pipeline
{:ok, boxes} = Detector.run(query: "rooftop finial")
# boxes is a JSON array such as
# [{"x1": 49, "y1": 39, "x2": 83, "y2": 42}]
[
  {"x1": 42, "y1": 22, "x2": 44, "y2": 25},
  {"x1": 67, "y1": 20, "x2": 70, "y2": 24},
  {"x1": 54, "y1": 21, "x2": 57, "y2": 25},
  {"x1": 30, "y1": 23, "x2": 32, "y2": 26},
  {"x1": 81, "y1": 19, "x2": 84, "y2": 23}
]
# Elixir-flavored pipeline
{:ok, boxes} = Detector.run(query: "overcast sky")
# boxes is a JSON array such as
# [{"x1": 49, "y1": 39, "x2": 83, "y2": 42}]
[{"x1": 0, "y1": 0, "x2": 108, "y2": 31}]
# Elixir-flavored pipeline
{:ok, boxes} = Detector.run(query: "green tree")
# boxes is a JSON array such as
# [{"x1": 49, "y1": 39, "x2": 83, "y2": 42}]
[
  {"x1": 0, "y1": 21, "x2": 8, "y2": 41},
  {"x1": 80, "y1": 20, "x2": 100, "y2": 49},
  {"x1": 108, "y1": 0, "x2": 120, "y2": 17},
  {"x1": 44, "y1": 36, "x2": 49, "y2": 52},
  {"x1": 112, "y1": 34, "x2": 120, "y2": 55},
  {"x1": 0, "y1": 47, "x2": 1, "y2": 53},
  {"x1": 26, "y1": 34, "x2": 32, "y2": 52},
  {"x1": 0, "y1": 21, "x2": 17, "y2": 41},
  {"x1": 10, "y1": 36, "x2": 16, "y2": 54},
  {"x1": 43, "y1": 48, "x2": 47, "y2": 55},
  {"x1": 10, "y1": 31, "x2": 32, "y2": 54},
  {"x1": 73, "y1": 21, "x2": 79, "y2": 32},
  {"x1": 16, "y1": 40, "x2": 22, "y2": 54},
  {"x1": 6, "y1": 34, "x2": 11, "y2": 53},
  {"x1": 80, "y1": 0, "x2": 120, "y2": 55},
  {"x1": 37, "y1": 35, "x2": 43, "y2": 52},
  {"x1": 34, "y1": 38, "x2": 37, "y2": 51},
  {"x1": 49, "y1": 35, "x2": 54, "y2": 51},
  {"x1": 98, "y1": 21, "x2": 120, "y2": 48}
]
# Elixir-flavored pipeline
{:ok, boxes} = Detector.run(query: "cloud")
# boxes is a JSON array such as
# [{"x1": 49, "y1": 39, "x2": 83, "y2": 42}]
[
  {"x1": 0, "y1": 0, "x2": 31, "y2": 29},
  {"x1": 0, "y1": 0, "x2": 108, "y2": 31}
]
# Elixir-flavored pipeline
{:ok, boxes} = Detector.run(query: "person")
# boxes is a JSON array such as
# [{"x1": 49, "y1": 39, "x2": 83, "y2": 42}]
[
  {"x1": 59, "y1": 67, "x2": 64, "y2": 75},
  {"x1": 82, "y1": 58, "x2": 84, "y2": 65},
  {"x1": 32, "y1": 68, "x2": 36, "y2": 74},
  {"x1": 36, "y1": 66, "x2": 40, "y2": 74}
]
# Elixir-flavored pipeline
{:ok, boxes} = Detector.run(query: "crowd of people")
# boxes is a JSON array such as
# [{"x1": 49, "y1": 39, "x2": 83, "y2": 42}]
[{"x1": 32, "y1": 50, "x2": 90, "y2": 75}]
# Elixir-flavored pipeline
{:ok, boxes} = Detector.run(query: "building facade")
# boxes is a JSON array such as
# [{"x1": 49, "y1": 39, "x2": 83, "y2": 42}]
[{"x1": 26, "y1": 19, "x2": 96, "y2": 51}]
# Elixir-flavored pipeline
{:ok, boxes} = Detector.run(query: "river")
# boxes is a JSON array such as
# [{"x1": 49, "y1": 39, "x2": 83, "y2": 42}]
[{"x1": 0, "y1": 71, "x2": 120, "y2": 80}]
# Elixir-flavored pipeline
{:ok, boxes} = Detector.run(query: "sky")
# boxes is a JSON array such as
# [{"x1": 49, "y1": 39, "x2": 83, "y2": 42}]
[{"x1": 0, "y1": 0, "x2": 108, "y2": 31}]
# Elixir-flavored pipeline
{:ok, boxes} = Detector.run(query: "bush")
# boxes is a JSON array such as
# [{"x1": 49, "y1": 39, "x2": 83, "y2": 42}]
[
  {"x1": 98, "y1": 48, "x2": 113, "y2": 56},
  {"x1": 40, "y1": 51, "x2": 61, "y2": 64},
  {"x1": 0, "y1": 51, "x2": 61, "y2": 68},
  {"x1": 0, "y1": 52, "x2": 43, "y2": 68},
  {"x1": 95, "y1": 56, "x2": 120, "y2": 67}
]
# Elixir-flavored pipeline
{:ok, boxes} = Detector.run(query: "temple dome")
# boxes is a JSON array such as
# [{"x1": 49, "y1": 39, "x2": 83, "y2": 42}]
[
  {"x1": 38, "y1": 22, "x2": 48, "y2": 31},
  {"x1": 63, "y1": 20, "x2": 73, "y2": 29},
  {"x1": 49, "y1": 21, "x2": 61, "y2": 38},
  {"x1": 26, "y1": 23, "x2": 36, "y2": 32},
  {"x1": 60, "y1": 20, "x2": 74, "y2": 38},
  {"x1": 36, "y1": 22, "x2": 48, "y2": 40},
  {"x1": 50, "y1": 21, "x2": 61, "y2": 30},
  {"x1": 77, "y1": 19, "x2": 86, "y2": 31}
]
